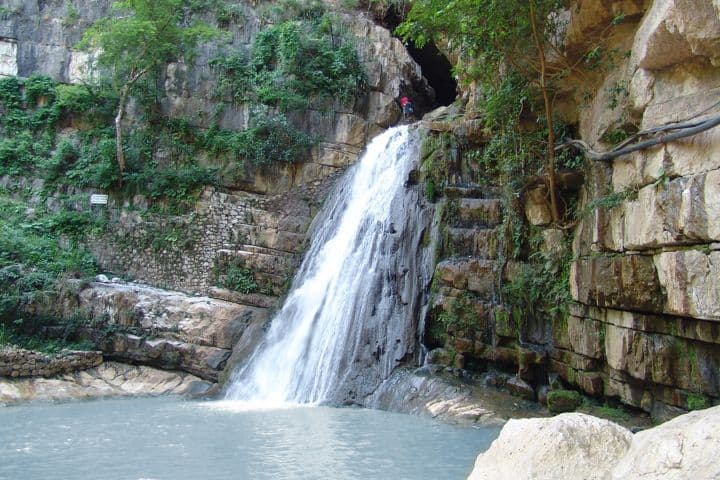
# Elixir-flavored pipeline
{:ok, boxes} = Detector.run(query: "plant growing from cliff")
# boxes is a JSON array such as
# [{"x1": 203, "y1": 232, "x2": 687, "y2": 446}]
[
  {"x1": 0, "y1": 194, "x2": 97, "y2": 327},
  {"x1": 217, "y1": 264, "x2": 260, "y2": 294},
  {"x1": 78, "y1": 0, "x2": 217, "y2": 184},
  {"x1": 211, "y1": 8, "x2": 367, "y2": 112},
  {"x1": 398, "y1": 0, "x2": 616, "y2": 225}
]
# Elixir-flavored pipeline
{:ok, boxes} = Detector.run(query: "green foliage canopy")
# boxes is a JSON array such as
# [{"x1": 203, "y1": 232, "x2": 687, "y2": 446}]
[
  {"x1": 397, "y1": 0, "x2": 565, "y2": 84},
  {"x1": 78, "y1": 0, "x2": 216, "y2": 89},
  {"x1": 212, "y1": 9, "x2": 367, "y2": 111}
]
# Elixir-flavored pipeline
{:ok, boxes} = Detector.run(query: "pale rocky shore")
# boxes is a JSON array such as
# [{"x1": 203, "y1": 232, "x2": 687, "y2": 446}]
[{"x1": 0, "y1": 361, "x2": 211, "y2": 406}]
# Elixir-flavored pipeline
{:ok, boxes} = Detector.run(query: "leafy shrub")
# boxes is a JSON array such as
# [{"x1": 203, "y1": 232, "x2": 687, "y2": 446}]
[
  {"x1": 221, "y1": 265, "x2": 259, "y2": 294},
  {"x1": 24, "y1": 74, "x2": 57, "y2": 105},
  {"x1": 198, "y1": 112, "x2": 316, "y2": 169},
  {"x1": 212, "y1": 9, "x2": 367, "y2": 111}
]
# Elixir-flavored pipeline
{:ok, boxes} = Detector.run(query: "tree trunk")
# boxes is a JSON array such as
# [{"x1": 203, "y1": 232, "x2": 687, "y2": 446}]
[
  {"x1": 529, "y1": 1, "x2": 561, "y2": 224},
  {"x1": 115, "y1": 84, "x2": 129, "y2": 186}
]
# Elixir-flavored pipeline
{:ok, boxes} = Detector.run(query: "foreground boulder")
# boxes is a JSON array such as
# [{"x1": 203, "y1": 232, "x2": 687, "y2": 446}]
[
  {"x1": 468, "y1": 413, "x2": 632, "y2": 480},
  {"x1": 469, "y1": 405, "x2": 720, "y2": 479},
  {"x1": 611, "y1": 405, "x2": 720, "y2": 479}
]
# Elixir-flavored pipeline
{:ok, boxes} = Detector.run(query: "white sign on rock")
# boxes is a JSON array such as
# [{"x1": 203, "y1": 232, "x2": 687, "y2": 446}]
[
  {"x1": 0, "y1": 40, "x2": 18, "y2": 77},
  {"x1": 90, "y1": 194, "x2": 109, "y2": 205}
]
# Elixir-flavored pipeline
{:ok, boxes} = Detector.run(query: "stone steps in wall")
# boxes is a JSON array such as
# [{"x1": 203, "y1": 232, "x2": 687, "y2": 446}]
[
  {"x1": 231, "y1": 225, "x2": 307, "y2": 254},
  {"x1": 449, "y1": 198, "x2": 502, "y2": 229},
  {"x1": 446, "y1": 227, "x2": 498, "y2": 258},
  {"x1": 238, "y1": 244, "x2": 297, "y2": 258},
  {"x1": 435, "y1": 258, "x2": 497, "y2": 301},
  {"x1": 444, "y1": 184, "x2": 500, "y2": 199},
  {"x1": 208, "y1": 287, "x2": 280, "y2": 310}
]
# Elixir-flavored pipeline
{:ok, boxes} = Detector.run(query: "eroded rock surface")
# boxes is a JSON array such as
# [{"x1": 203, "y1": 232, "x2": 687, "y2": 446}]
[
  {"x1": 468, "y1": 414, "x2": 633, "y2": 480},
  {"x1": 0, "y1": 361, "x2": 209, "y2": 405},
  {"x1": 467, "y1": 406, "x2": 720, "y2": 480},
  {"x1": 611, "y1": 405, "x2": 720, "y2": 479},
  {"x1": 32, "y1": 281, "x2": 270, "y2": 382}
]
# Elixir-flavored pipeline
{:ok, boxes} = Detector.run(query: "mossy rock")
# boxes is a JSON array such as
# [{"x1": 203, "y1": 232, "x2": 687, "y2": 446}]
[
  {"x1": 547, "y1": 389, "x2": 582, "y2": 413},
  {"x1": 427, "y1": 347, "x2": 455, "y2": 367}
]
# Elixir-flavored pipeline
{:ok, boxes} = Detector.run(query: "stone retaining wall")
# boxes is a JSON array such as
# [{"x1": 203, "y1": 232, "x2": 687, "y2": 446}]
[{"x1": 0, "y1": 348, "x2": 103, "y2": 378}]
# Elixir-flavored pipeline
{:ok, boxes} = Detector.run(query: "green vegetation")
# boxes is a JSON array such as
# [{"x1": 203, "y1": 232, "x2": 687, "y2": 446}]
[
  {"x1": 211, "y1": 2, "x2": 367, "y2": 112},
  {"x1": 78, "y1": 0, "x2": 217, "y2": 179},
  {"x1": 547, "y1": 389, "x2": 582, "y2": 413},
  {"x1": 0, "y1": 75, "x2": 217, "y2": 206},
  {"x1": 433, "y1": 293, "x2": 480, "y2": 340},
  {"x1": 198, "y1": 113, "x2": 316, "y2": 171},
  {"x1": 687, "y1": 393, "x2": 708, "y2": 411},
  {"x1": 0, "y1": 194, "x2": 98, "y2": 348},
  {"x1": 503, "y1": 230, "x2": 574, "y2": 322},
  {"x1": 221, "y1": 265, "x2": 260, "y2": 294},
  {"x1": 214, "y1": 261, "x2": 274, "y2": 295}
]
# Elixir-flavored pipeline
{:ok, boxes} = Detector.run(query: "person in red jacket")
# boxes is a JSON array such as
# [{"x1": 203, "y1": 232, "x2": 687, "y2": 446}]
[{"x1": 400, "y1": 96, "x2": 414, "y2": 118}]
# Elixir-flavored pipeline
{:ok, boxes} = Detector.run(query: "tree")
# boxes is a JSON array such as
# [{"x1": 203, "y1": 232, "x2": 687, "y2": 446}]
[
  {"x1": 397, "y1": 0, "x2": 569, "y2": 224},
  {"x1": 78, "y1": 0, "x2": 215, "y2": 183}
]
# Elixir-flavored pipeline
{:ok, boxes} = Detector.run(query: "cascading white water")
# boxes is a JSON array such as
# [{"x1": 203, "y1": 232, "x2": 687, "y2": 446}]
[{"x1": 224, "y1": 125, "x2": 436, "y2": 407}]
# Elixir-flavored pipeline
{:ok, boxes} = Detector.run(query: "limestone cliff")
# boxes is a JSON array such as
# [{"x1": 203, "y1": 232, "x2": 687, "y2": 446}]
[
  {"x1": 0, "y1": 0, "x2": 434, "y2": 386},
  {"x1": 0, "y1": 0, "x2": 432, "y2": 296},
  {"x1": 420, "y1": 0, "x2": 720, "y2": 419}
]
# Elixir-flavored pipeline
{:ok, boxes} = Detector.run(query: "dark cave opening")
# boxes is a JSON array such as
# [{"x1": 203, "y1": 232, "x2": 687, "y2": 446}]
[
  {"x1": 405, "y1": 41, "x2": 458, "y2": 107},
  {"x1": 380, "y1": 8, "x2": 458, "y2": 110}
]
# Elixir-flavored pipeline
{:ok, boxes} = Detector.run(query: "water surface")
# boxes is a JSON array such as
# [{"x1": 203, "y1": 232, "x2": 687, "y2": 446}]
[{"x1": 0, "y1": 397, "x2": 498, "y2": 480}]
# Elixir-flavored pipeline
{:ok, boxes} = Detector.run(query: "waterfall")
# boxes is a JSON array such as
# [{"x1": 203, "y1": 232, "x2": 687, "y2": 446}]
[{"x1": 224, "y1": 125, "x2": 436, "y2": 407}]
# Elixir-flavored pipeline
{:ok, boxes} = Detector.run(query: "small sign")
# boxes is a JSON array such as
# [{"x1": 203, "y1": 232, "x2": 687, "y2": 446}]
[{"x1": 90, "y1": 194, "x2": 109, "y2": 205}]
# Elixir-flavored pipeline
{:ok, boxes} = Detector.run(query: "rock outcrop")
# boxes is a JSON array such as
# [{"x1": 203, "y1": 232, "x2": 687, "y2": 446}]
[
  {"x1": 423, "y1": 0, "x2": 720, "y2": 418},
  {"x1": 564, "y1": 0, "x2": 720, "y2": 414},
  {"x1": 0, "y1": 361, "x2": 209, "y2": 405},
  {"x1": 468, "y1": 413, "x2": 633, "y2": 480},
  {"x1": 611, "y1": 405, "x2": 720, "y2": 479},
  {"x1": 31, "y1": 280, "x2": 271, "y2": 382},
  {"x1": 467, "y1": 405, "x2": 720, "y2": 480}
]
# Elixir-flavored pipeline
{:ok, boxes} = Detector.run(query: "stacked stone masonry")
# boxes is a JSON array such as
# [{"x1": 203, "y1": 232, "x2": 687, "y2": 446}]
[{"x1": 0, "y1": 348, "x2": 103, "y2": 378}]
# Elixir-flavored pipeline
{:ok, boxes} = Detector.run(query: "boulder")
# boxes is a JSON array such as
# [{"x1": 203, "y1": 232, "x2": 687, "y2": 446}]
[
  {"x1": 468, "y1": 413, "x2": 632, "y2": 480},
  {"x1": 611, "y1": 405, "x2": 720, "y2": 479},
  {"x1": 547, "y1": 390, "x2": 583, "y2": 413},
  {"x1": 506, "y1": 377, "x2": 535, "y2": 401}
]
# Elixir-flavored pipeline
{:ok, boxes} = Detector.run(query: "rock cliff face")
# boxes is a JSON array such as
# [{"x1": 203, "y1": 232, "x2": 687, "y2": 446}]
[
  {"x1": 565, "y1": 0, "x2": 720, "y2": 415},
  {"x1": 0, "y1": 0, "x2": 432, "y2": 295},
  {"x1": 422, "y1": 0, "x2": 720, "y2": 419}
]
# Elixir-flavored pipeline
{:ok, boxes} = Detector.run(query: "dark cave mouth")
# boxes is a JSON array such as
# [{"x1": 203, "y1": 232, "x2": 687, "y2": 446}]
[
  {"x1": 379, "y1": 8, "x2": 458, "y2": 108},
  {"x1": 405, "y1": 41, "x2": 458, "y2": 107}
]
